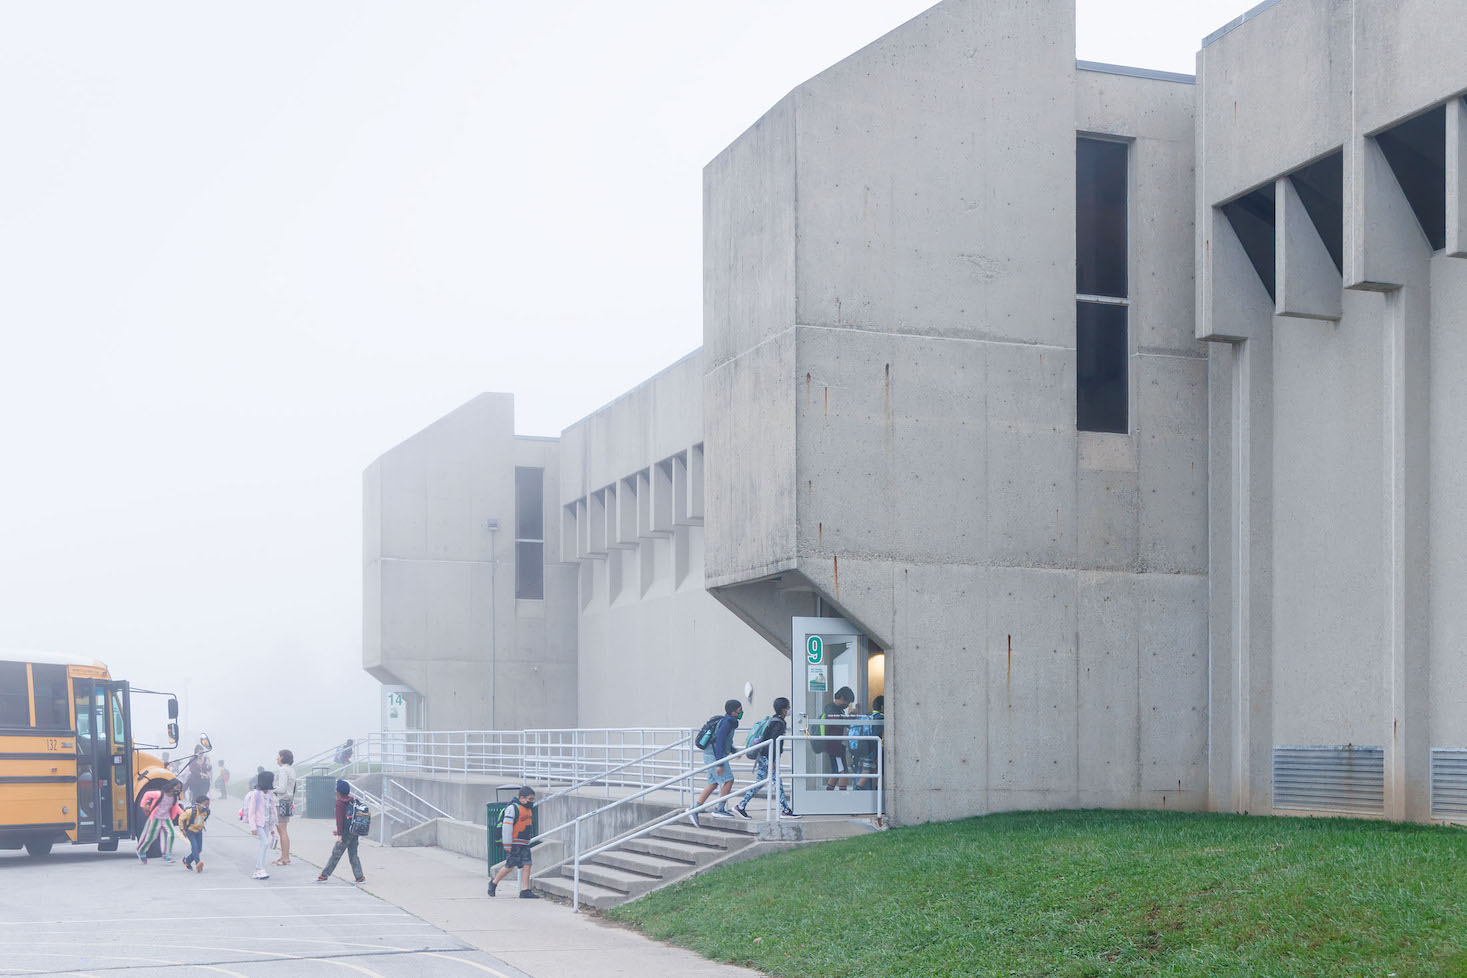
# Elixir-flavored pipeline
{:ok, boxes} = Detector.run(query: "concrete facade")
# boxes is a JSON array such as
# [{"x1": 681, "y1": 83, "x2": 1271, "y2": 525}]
[{"x1": 364, "y1": 0, "x2": 1467, "y2": 827}]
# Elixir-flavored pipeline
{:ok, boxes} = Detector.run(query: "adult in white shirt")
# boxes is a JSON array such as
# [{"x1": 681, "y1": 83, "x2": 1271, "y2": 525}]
[{"x1": 273, "y1": 749, "x2": 298, "y2": 867}]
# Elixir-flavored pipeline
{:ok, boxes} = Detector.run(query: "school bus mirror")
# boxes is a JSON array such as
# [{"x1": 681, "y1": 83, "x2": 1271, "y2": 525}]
[
  {"x1": 198, "y1": 734, "x2": 211, "y2": 751},
  {"x1": 167, "y1": 698, "x2": 179, "y2": 720},
  {"x1": 168, "y1": 722, "x2": 179, "y2": 746}
]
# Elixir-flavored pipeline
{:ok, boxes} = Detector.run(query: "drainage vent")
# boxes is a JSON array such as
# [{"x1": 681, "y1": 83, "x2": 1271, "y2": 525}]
[
  {"x1": 1272, "y1": 746, "x2": 1384, "y2": 816},
  {"x1": 1430, "y1": 749, "x2": 1467, "y2": 823}
]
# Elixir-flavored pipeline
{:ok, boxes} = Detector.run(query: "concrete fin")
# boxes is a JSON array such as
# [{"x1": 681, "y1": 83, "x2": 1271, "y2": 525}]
[
  {"x1": 1198, "y1": 208, "x2": 1275, "y2": 342},
  {"x1": 1275, "y1": 176, "x2": 1343, "y2": 321},
  {"x1": 1447, "y1": 97, "x2": 1467, "y2": 258},
  {"x1": 1347, "y1": 135, "x2": 1432, "y2": 290}
]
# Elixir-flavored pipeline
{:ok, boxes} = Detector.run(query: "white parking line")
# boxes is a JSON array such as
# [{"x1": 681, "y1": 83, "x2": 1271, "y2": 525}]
[{"x1": 0, "y1": 912, "x2": 411, "y2": 926}]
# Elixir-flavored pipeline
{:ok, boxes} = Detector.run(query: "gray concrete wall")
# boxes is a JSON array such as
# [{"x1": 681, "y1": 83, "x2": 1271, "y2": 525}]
[
  {"x1": 559, "y1": 352, "x2": 790, "y2": 729},
  {"x1": 363, "y1": 395, "x2": 575, "y2": 732},
  {"x1": 1198, "y1": 0, "x2": 1467, "y2": 820},
  {"x1": 704, "y1": 0, "x2": 1209, "y2": 825}
]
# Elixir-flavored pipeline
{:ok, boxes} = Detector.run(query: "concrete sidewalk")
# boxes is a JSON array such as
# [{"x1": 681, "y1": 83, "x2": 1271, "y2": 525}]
[{"x1": 225, "y1": 811, "x2": 764, "y2": 978}]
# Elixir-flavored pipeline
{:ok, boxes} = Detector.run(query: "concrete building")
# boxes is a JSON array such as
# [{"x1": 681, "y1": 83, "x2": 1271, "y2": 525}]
[{"x1": 364, "y1": 0, "x2": 1467, "y2": 827}]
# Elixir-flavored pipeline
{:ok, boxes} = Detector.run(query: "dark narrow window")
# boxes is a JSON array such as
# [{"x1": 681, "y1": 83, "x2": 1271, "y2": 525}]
[
  {"x1": 1077, "y1": 138, "x2": 1129, "y2": 298},
  {"x1": 31, "y1": 664, "x2": 70, "y2": 730},
  {"x1": 0, "y1": 661, "x2": 29, "y2": 727},
  {"x1": 1220, "y1": 183, "x2": 1277, "y2": 301},
  {"x1": 1289, "y1": 152, "x2": 1344, "y2": 273},
  {"x1": 1375, "y1": 104, "x2": 1447, "y2": 251},
  {"x1": 1076, "y1": 136, "x2": 1129, "y2": 433},
  {"x1": 1077, "y1": 302, "x2": 1128, "y2": 433},
  {"x1": 515, "y1": 466, "x2": 545, "y2": 600}
]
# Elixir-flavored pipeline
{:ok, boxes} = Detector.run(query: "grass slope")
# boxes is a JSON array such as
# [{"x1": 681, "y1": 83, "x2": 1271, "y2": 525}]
[{"x1": 608, "y1": 810, "x2": 1467, "y2": 977}]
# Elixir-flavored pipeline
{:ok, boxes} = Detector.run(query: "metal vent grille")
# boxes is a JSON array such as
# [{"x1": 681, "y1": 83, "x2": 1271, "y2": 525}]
[
  {"x1": 1431, "y1": 749, "x2": 1467, "y2": 823},
  {"x1": 1273, "y1": 746, "x2": 1384, "y2": 816}
]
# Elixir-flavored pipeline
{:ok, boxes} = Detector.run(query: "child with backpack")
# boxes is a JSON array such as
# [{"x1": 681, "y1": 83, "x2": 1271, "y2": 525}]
[
  {"x1": 316, "y1": 779, "x2": 366, "y2": 884},
  {"x1": 488, "y1": 785, "x2": 540, "y2": 899},
  {"x1": 851, "y1": 695, "x2": 885, "y2": 790},
  {"x1": 178, "y1": 794, "x2": 210, "y2": 872},
  {"x1": 688, "y1": 699, "x2": 743, "y2": 826},
  {"x1": 734, "y1": 696, "x2": 797, "y2": 819},
  {"x1": 136, "y1": 778, "x2": 184, "y2": 864},
  {"x1": 820, "y1": 687, "x2": 855, "y2": 790}
]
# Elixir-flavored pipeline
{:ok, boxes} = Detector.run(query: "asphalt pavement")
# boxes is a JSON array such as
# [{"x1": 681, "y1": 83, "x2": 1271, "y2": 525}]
[{"x1": 0, "y1": 825, "x2": 530, "y2": 978}]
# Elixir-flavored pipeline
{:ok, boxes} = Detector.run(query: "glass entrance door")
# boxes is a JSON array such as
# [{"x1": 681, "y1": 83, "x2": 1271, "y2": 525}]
[{"x1": 790, "y1": 617, "x2": 878, "y2": 816}]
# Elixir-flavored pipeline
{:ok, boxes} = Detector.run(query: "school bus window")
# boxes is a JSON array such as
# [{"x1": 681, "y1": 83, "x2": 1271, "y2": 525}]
[
  {"x1": 75, "y1": 686, "x2": 95, "y2": 748},
  {"x1": 32, "y1": 664, "x2": 71, "y2": 731},
  {"x1": 111, "y1": 689, "x2": 126, "y2": 747},
  {"x1": 0, "y1": 662, "x2": 29, "y2": 726}
]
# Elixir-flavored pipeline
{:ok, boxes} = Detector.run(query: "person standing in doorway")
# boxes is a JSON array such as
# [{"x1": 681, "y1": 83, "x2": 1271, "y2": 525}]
[
  {"x1": 273, "y1": 749, "x2": 298, "y2": 867},
  {"x1": 734, "y1": 697, "x2": 797, "y2": 819},
  {"x1": 488, "y1": 786, "x2": 540, "y2": 899},
  {"x1": 852, "y1": 695, "x2": 885, "y2": 791},
  {"x1": 688, "y1": 699, "x2": 743, "y2": 827},
  {"x1": 821, "y1": 687, "x2": 855, "y2": 790},
  {"x1": 242, "y1": 770, "x2": 278, "y2": 880},
  {"x1": 316, "y1": 779, "x2": 366, "y2": 884}
]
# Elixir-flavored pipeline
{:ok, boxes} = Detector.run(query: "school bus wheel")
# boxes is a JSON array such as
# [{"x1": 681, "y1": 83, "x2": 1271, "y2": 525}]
[{"x1": 24, "y1": 839, "x2": 53, "y2": 858}]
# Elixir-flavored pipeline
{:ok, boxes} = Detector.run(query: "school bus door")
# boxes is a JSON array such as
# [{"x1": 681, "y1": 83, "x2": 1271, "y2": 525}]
[{"x1": 71, "y1": 678, "x2": 131, "y2": 848}]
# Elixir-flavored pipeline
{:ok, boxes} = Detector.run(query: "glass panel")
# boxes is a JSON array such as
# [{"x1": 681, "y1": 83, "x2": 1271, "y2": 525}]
[
  {"x1": 110, "y1": 689, "x2": 127, "y2": 747},
  {"x1": 515, "y1": 467, "x2": 544, "y2": 541},
  {"x1": 1375, "y1": 105, "x2": 1447, "y2": 252},
  {"x1": 1077, "y1": 301, "x2": 1128, "y2": 434},
  {"x1": 0, "y1": 662, "x2": 28, "y2": 726},
  {"x1": 803, "y1": 632, "x2": 859, "y2": 789},
  {"x1": 31, "y1": 664, "x2": 70, "y2": 730},
  {"x1": 1076, "y1": 137, "x2": 1128, "y2": 298},
  {"x1": 516, "y1": 541, "x2": 544, "y2": 600},
  {"x1": 74, "y1": 683, "x2": 99, "y2": 833}
]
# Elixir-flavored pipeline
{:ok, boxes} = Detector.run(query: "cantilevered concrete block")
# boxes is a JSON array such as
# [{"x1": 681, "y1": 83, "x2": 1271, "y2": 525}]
[
  {"x1": 1276, "y1": 176, "x2": 1343, "y2": 321},
  {"x1": 614, "y1": 476, "x2": 638, "y2": 549},
  {"x1": 1198, "y1": 208, "x2": 1275, "y2": 342},
  {"x1": 1346, "y1": 135, "x2": 1430, "y2": 290}
]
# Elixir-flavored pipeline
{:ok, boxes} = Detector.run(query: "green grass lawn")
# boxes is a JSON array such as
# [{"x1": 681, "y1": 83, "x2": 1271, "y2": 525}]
[{"x1": 607, "y1": 809, "x2": 1467, "y2": 978}]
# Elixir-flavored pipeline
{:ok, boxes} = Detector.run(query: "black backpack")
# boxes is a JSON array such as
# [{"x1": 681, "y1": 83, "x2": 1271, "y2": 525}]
[{"x1": 694, "y1": 714, "x2": 723, "y2": 750}]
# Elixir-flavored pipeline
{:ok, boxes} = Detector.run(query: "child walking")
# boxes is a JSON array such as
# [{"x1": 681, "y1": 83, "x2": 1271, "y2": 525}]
[
  {"x1": 316, "y1": 779, "x2": 366, "y2": 884},
  {"x1": 241, "y1": 770, "x2": 278, "y2": 880},
  {"x1": 136, "y1": 779, "x2": 183, "y2": 864},
  {"x1": 488, "y1": 785, "x2": 539, "y2": 899},
  {"x1": 178, "y1": 795, "x2": 210, "y2": 872}
]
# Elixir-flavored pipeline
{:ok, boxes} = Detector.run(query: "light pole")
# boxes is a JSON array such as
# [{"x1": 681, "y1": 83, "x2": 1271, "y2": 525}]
[{"x1": 486, "y1": 519, "x2": 499, "y2": 730}]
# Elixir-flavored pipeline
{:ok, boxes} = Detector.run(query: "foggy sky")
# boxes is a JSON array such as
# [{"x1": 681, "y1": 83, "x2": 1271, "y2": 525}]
[{"x1": 0, "y1": 1, "x2": 1246, "y2": 776}]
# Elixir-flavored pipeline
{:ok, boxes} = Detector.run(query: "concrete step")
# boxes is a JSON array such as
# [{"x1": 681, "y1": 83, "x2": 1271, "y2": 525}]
[
  {"x1": 533, "y1": 875, "x2": 623, "y2": 910},
  {"x1": 593, "y1": 848, "x2": 693, "y2": 878},
  {"x1": 650, "y1": 822, "x2": 747, "y2": 849},
  {"x1": 561, "y1": 861, "x2": 662, "y2": 898},
  {"x1": 621, "y1": 835, "x2": 726, "y2": 865}
]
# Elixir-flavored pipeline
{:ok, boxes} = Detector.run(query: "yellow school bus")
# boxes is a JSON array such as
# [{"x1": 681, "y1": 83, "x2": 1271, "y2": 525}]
[{"x1": 0, "y1": 650, "x2": 187, "y2": 856}]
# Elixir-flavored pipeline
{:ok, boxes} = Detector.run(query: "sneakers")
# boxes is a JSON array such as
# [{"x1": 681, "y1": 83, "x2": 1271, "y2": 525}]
[
  {"x1": 196, "y1": 860, "x2": 204, "y2": 874},
  {"x1": 252, "y1": 869, "x2": 269, "y2": 880},
  {"x1": 487, "y1": 880, "x2": 497, "y2": 897},
  {"x1": 355, "y1": 877, "x2": 366, "y2": 884},
  {"x1": 519, "y1": 889, "x2": 540, "y2": 899},
  {"x1": 733, "y1": 804, "x2": 752, "y2": 819},
  {"x1": 315, "y1": 875, "x2": 329, "y2": 883},
  {"x1": 137, "y1": 853, "x2": 147, "y2": 864},
  {"x1": 182, "y1": 859, "x2": 192, "y2": 869},
  {"x1": 781, "y1": 807, "x2": 802, "y2": 819},
  {"x1": 712, "y1": 806, "x2": 731, "y2": 818},
  {"x1": 163, "y1": 856, "x2": 174, "y2": 864},
  {"x1": 686, "y1": 807, "x2": 701, "y2": 829}
]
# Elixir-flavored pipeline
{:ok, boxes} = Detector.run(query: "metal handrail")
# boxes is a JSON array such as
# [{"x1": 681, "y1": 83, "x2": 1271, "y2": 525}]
[
  {"x1": 387, "y1": 779, "x2": 452, "y2": 821},
  {"x1": 535, "y1": 735, "x2": 693, "y2": 809}
]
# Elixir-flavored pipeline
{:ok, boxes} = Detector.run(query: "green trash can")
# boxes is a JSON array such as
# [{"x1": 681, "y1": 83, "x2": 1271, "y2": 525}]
[
  {"x1": 486, "y1": 789, "x2": 537, "y2": 873},
  {"x1": 304, "y1": 775, "x2": 336, "y2": 819}
]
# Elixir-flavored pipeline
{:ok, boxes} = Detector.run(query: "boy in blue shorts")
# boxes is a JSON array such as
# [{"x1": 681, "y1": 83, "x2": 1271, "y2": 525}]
[{"x1": 688, "y1": 699, "x2": 742, "y2": 826}]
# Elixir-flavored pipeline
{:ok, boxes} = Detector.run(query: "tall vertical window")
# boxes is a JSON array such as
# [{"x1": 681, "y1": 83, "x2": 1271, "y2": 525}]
[
  {"x1": 0, "y1": 661, "x2": 29, "y2": 727},
  {"x1": 1076, "y1": 136, "x2": 1129, "y2": 434},
  {"x1": 515, "y1": 466, "x2": 545, "y2": 600}
]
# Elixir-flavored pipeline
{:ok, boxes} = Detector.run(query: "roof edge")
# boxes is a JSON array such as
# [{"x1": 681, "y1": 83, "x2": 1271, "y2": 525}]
[
  {"x1": 1202, "y1": 0, "x2": 1282, "y2": 47},
  {"x1": 1076, "y1": 60, "x2": 1195, "y2": 85}
]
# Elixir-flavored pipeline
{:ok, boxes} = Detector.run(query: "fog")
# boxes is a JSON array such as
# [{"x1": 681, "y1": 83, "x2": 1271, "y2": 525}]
[{"x1": 0, "y1": 1, "x2": 1243, "y2": 778}]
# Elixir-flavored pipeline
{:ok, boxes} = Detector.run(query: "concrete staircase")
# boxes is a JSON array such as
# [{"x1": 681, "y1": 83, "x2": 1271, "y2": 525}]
[{"x1": 532, "y1": 817, "x2": 757, "y2": 910}]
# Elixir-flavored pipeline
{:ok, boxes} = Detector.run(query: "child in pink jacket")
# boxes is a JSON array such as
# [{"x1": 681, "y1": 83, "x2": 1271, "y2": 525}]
[
  {"x1": 136, "y1": 779, "x2": 184, "y2": 864},
  {"x1": 240, "y1": 770, "x2": 278, "y2": 880}
]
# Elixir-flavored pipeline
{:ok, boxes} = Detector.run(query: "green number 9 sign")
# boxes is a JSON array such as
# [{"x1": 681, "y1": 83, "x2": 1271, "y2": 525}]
[{"x1": 806, "y1": 635, "x2": 823, "y2": 664}]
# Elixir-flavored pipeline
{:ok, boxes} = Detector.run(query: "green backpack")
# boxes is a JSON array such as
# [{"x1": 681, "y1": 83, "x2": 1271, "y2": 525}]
[{"x1": 743, "y1": 715, "x2": 773, "y2": 750}]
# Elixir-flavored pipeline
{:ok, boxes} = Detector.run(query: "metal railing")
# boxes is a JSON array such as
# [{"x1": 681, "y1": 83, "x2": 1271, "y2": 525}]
[
  {"x1": 529, "y1": 734, "x2": 883, "y2": 910},
  {"x1": 353, "y1": 778, "x2": 454, "y2": 845}
]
